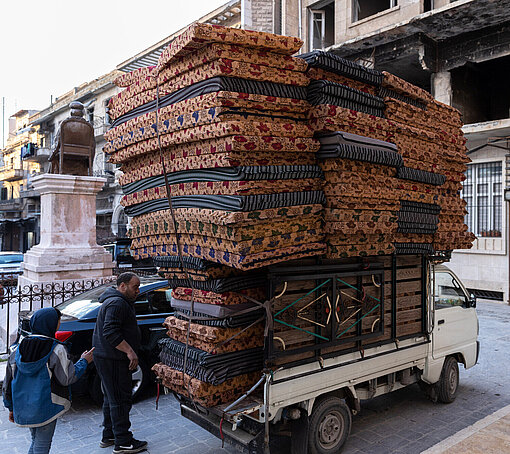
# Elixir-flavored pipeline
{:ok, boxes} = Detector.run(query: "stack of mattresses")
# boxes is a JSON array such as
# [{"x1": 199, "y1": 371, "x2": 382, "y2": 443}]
[
  {"x1": 301, "y1": 50, "x2": 473, "y2": 255},
  {"x1": 105, "y1": 24, "x2": 327, "y2": 271},
  {"x1": 105, "y1": 24, "x2": 327, "y2": 407}
]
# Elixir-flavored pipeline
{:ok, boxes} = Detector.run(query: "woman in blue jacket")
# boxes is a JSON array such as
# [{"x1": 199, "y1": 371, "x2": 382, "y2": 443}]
[{"x1": 2, "y1": 307, "x2": 94, "y2": 454}]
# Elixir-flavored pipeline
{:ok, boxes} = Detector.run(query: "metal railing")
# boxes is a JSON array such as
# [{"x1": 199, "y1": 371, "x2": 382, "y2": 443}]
[{"x1": 0, "y1": 267, "x2": 158, "y2": 356}]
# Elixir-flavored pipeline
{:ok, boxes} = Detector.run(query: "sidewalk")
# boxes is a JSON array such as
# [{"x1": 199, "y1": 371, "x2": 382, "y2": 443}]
[{"x1": 422, "y1": 404, "x2": 510, "y2": 454}]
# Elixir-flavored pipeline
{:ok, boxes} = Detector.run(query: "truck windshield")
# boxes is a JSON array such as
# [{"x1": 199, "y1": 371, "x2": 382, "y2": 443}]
[{"x1": 434, "y1": 271, "x2": 467, "y2": 309}]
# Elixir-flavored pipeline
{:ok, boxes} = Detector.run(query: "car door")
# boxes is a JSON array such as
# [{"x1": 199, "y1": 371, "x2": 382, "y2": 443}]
[{"x1": 432, "y1": 267, "x2": 478, "y2": 367}]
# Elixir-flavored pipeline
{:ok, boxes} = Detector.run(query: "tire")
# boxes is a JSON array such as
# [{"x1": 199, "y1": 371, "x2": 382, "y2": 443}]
[
  {"x1": 89, "y1": 357, "x2": 151, "y2": 406},
  {"x1": 131, "y1": 357, "x2": 151, "y2": 402},
  {"x1": 308, "y1": 397, "x2": 352, "y2": 454},
  {"x1": 438, "y1": 356, "x2": 459, "y2": 403}
]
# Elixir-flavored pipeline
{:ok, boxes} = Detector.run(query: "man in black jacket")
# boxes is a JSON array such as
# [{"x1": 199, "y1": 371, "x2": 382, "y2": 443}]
[{"x1": 92, "y1": 272, "x2": 147, "y2": 454}]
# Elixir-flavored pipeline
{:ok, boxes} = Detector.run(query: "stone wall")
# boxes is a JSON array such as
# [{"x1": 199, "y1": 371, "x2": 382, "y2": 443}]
[{"x1": 242, "y1": 0, "x2": 274, "y2": 33}]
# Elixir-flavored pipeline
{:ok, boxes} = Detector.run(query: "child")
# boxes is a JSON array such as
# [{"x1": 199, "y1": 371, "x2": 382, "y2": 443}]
[{"x1": 2, "y1": 307, "x2": 94, "y2": 454}]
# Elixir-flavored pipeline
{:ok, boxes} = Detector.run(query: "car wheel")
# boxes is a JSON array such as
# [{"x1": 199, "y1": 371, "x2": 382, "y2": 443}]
[
  {"x1": 89, "y1": 357, "x2": 152, "y2": 406},
  {"x1": 438, "y1": 356, "x2": 459, "y2": 403},
  {"x1": 132, "y1": 357, "x2": 151, "y2": 402}
]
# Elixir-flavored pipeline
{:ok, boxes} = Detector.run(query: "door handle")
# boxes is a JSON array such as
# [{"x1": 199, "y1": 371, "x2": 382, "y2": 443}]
[{"x1": 438, "y1": 319, "x2": 445, "y2": 325}]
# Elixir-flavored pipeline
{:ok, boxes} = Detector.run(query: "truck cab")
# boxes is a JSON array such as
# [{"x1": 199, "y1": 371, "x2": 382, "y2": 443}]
[{"x1": 421, "y1": 264, "x2": 479, "y2": 399}]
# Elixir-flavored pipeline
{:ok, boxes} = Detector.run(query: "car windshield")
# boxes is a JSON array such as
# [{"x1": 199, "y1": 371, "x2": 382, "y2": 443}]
[
  {"x1": 56, "y1": 284, "x2": 111, "y2": 318},
  {"x1": 0, "y1": 254, "x2": 23, "y2": 264}
]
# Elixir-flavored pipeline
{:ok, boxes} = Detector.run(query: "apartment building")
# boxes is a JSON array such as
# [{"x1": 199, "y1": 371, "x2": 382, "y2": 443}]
[
  {"x1": 0, "y1": 1, "x2": 243, "y2": 251},
  {"x1": 276, "y1": 0, "x2": 510, "y2": 302},
  {"x1": 31, "y1": 71, "x2": 125, "y2": 244},
  {"x1": 0, "y1": 110, "x2": 42, "y2": 251}
]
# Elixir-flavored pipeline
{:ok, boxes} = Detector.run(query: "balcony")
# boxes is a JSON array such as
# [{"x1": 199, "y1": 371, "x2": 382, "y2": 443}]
[
  {"x1": 0, "y1": 167, "x2": 24, "y2": 181},
  {"x1": 0, "y1": 198, "x2": 22, "y2": 213},
  {"x1": 93, "y1": 117, "x2": 110, "y2": 139},
  {"x1": 23, "y1": 146, "x2": 52, "y2": 164}
]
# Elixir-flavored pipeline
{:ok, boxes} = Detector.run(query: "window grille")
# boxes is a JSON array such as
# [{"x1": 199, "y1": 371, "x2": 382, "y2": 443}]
[{"x1": 461, "y1": 162, "x2": 502, "y2": 237}]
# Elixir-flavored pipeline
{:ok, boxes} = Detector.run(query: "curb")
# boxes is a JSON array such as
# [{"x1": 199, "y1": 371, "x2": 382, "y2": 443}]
[{"x1": 421, "y1": 404, "x2": 510, "y2": 453}]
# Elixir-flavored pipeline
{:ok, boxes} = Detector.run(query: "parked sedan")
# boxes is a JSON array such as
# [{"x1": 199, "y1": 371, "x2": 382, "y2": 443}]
[
  {"x1": 0, "y1": 251, "x2": 24, "y2": 285},
  {"x1": 15, "y1": 276, "x2": 172, "y2": 403}
]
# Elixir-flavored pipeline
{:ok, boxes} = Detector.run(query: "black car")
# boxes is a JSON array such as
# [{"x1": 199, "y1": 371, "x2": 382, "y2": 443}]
[{"x1": 15, "y1": 276, "x2": 172, "y2": 403}]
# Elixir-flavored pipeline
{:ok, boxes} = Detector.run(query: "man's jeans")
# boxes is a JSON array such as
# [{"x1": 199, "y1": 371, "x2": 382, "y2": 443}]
[
  {"x1": 94, "y1": 356, "x2": 133, "y2": 445},
  {"x1": 28, "y1": 419, "x2": 57, "y2": 454}
]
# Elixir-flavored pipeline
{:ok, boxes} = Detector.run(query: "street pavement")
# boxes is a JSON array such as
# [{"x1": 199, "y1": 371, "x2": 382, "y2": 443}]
[{"x1": 1, "y1": 300, "x2": 509, "y2": 454}]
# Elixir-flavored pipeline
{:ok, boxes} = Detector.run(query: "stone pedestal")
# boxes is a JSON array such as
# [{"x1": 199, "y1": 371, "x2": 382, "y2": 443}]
[{"x1": 19, "y1": 174, "x2": 114, "y2": 287}]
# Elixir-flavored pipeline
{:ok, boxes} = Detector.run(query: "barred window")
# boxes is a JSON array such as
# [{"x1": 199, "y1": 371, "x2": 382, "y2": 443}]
[{"x1": 461, "y1": 162, "x2": 502, "y2": 237}]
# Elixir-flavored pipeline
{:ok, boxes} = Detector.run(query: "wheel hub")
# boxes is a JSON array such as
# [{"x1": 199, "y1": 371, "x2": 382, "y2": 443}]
[
  {"x1": 448, "y1": 366, "x2": 458, "y2": 395},
  {"x1": 318, "y1": 411, "x2": 343, "y2": 449},
  {"x1": 131, "y1": 365, "x2": 143, "y2": 394}
]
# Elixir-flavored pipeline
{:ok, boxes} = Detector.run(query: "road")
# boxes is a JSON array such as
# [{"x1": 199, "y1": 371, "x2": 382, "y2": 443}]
[{"x1": 0, "y1": 300, "x2": 508, "y2": 453}]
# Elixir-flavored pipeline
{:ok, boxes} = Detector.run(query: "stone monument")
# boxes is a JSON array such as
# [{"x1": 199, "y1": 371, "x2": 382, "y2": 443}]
[{"x1": 19, "y1": 102, "x2": 114, "y2": 288}]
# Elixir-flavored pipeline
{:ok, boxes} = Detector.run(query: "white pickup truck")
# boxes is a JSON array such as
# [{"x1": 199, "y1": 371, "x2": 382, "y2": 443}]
[{"x1": 180, "y1": 259, "x2": 479, "y2": 454}]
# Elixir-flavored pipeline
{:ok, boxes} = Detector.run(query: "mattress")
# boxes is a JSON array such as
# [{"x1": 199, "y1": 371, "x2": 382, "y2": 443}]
[
  {"x1": 298, "y1": 50, "x2": 383, "y2": 86},
  {"x1": 131, "y1": 216, "x2": 322, "y2": 242},
  {"x1": 121, "y1": 165, "x2": 323, "y2": 195},
  {"x1": 163, "y1": 316, "x2": 264, "y2": 354},
  {"x1": 396, "y1": 166, "x2": 446, "y2": 186},
  {"x1": 123, "y1": 191, "x2": 326, "y2": 217},
  {"x1": 307, "y1": 80, "x2": 385, "y2": 117},
  {"x1": 156, "y1": 23, "x2": 304, "y2": 71},
  {"x1": 132, "y1": 242, "x2": 326, "y2": 270},
  {"x1": 152, "y1": 363, "x2": 261, "y2": 408},
  {"x1": 109, "y1": 134, "x2": 319, "y2": 166},
  {"x1": 111, "y1": 77, "x2": 309, "y2": 127},
  {"x1": 173, "y1": 287, "x2": 266, "y2": 306},
  {"x1": 110, "y1": 61, "x2": 309, "y2": 120},
  {"x1": 104, "y1": 119, "x2": 315, "y2": 155},
  {"x1": 158, "y1": 338, "x2": 263, "y2": 385},
  {"x1": 171, "y1": 297, "x2": 260, "y2": 319},
  {"x1": 317, "y1": 131, "x2": 403, "y2": 168}
]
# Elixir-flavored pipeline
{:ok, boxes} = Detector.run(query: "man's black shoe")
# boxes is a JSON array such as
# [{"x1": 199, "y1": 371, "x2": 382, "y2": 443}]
[
  {"x1": 99, "y1": 438, "x2": 115, "y2": 448},
  {"x1": 112, "y1": 439, "x2": 148, "y2": 454}
]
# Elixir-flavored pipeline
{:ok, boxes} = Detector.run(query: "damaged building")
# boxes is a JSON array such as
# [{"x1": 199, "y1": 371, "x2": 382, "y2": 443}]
[{"x1": 266, "y1": 0, "x2": 510, "y2": 302}]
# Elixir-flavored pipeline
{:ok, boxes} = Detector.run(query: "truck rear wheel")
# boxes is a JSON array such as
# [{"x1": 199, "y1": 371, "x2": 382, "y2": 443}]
[
  {"x1": 438, "y1": 356, "x2": 459, "y2": 403},
  {"x1": 308, "y1": 396, "x2": 351, "y2": 454}
]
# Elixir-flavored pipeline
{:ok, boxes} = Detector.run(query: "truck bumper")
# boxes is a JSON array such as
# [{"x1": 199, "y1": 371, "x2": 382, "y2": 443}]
[{"x1": 180, "y1": 403, "x2": 265, "y2": 454}]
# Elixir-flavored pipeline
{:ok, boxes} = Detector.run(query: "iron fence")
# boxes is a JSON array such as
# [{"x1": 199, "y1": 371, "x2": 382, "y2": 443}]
[{"x1": 0, "y1": 267, "x2": 159, "y2": 355}]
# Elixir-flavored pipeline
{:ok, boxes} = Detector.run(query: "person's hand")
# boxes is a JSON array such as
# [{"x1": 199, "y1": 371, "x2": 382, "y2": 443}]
[
  {"x1": 81, "y1": 347, "x2": 95, "y2": 364},
  {"x1": 127, "y1": 350, "x2": 138, "y2": 371},
  {"x1": 8, "y1": 411, "x2": 14, "y2": 423}
]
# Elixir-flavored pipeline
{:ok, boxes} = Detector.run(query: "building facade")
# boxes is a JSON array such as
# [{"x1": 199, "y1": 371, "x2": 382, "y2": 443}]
[
  {"x1": 0, "y1": 110, "x2": 43, "y2": 252},
  {"x1": 276, "y1": 0, "x2": 510, "y2": 302},
  {"x1": 0, "y1": 1, "x2": 244, "y2": 252}
]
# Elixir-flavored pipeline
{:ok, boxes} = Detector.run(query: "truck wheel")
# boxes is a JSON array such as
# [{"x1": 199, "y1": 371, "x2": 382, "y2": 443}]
[
  {"x1": 438, "y1": 356, "x2": 459, "y2": 403},
  {"x1": 308, "y1": 397, "x2": 351, "y2": 454}
]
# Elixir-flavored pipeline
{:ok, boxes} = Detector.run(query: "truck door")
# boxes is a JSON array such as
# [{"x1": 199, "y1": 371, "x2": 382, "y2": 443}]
[{"x1": 431, "y1": 267, "x2": 478, "y2": 367}]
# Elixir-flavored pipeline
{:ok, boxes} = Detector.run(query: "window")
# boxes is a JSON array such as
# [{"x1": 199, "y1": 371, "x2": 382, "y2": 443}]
[
  {"x1": 461, "y1": 162, "x2": 502, "y2": 237},
  {"x1": 309, "y1": 2, "x2": 335, "y2": 51},
  {"x1": 434, "y1": 271, "x2": 467, "y2": 309},
  {"x1": 353, "y1": 0, "x2": 397, "y2": 22},
  {"x1": 135, "y1": 288, "x2": 172, "y2": 315}
]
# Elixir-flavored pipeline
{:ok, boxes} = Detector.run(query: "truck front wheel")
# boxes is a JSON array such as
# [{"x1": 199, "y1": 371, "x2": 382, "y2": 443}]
[
  {"x1": 438, "y1": 356, "x2": 459, "y2": 403},
  {"x1": 308, "y1": 396, "x2": 352, "y2": 454}
]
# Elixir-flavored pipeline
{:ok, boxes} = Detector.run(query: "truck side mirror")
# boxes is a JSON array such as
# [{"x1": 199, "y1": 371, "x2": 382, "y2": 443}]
[{"x1": 469, "y1": 293, "x2": 477, "y2": 308}]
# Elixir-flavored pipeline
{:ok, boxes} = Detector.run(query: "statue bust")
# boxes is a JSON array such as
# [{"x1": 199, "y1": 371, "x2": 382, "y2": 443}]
[{"x1": 49, "y1": 101, "x2": 95, "y2": 175}]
